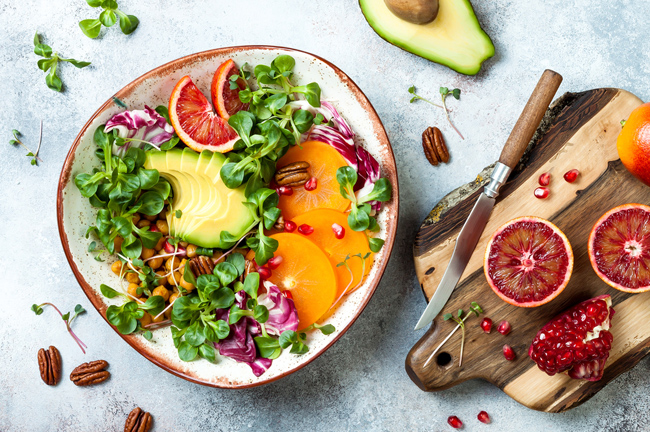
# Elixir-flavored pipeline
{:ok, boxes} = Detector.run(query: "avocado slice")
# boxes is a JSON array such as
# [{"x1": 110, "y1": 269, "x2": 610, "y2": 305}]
[
  {"x1": 145, "y1": 148, "x2": 255, "y2": 249},
  {"x1": 359, "y1": 0, "x2": 495, "y2": 75}
]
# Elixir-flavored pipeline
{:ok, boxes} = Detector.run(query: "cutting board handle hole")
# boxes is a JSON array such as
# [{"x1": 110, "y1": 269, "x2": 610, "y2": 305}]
[{"x1": 436, "y1": 352, "x2": 452, "y2": 367}]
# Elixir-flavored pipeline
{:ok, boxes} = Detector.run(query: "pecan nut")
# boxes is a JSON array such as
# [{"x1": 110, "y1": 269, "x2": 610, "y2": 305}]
[
  {"x1": 70, "y1": 360, "x2": 110, "y2": 386},
  {"x1": 38, "y1": 346, "x2": 61, "y2": 386},
  {"x1": 189, "y1": 255, "x2": 214, "y2": 278},
  {"x1": 275, "y1": 161, "x2": 310, "y2": 186},
  {"x1": 273, "y1": 215, "x2": 285, "y2": 231},
  {"x1": 422, "y1": 126, "x2": 450, "y2": 166},
  {"x1": 124, "y1": 407, "x2": 153, "y2": 432}
]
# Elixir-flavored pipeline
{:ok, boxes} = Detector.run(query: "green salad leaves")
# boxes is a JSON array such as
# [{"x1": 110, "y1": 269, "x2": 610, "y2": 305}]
[
  {"x1": 34, "y1": 33, "x2": 90, "y2": 92},
  {"x1": 80, "y1": 0, "x2": 139, "y2": 39}
]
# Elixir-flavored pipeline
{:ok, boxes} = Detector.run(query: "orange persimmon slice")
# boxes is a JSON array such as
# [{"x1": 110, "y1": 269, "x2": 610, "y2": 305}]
[{"x1": 276, "y1": 141, "x2": 350, "y2": 220}]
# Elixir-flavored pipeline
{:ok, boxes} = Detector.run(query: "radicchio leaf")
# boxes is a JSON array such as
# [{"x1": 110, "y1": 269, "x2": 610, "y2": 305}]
[
  {"x1": 257, "y1": 282, "x2": 299, "y2": 336},
  {"x1": 104, "y1": 105, "x2": 174, "y2": 156}
]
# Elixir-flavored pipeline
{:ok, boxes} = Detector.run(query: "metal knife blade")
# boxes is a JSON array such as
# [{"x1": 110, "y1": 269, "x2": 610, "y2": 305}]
[{"x1": 413, "y1": 193, "x2": 495, "y2": 330}]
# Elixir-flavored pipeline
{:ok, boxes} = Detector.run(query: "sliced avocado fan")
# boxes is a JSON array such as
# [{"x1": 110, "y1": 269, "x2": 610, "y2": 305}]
[
  {"x1": 144, "y1": 148, "x2": 256, "y2": 249},
  {"x1": 359, "y1": 0, "x2": 495, "y2": 75}
]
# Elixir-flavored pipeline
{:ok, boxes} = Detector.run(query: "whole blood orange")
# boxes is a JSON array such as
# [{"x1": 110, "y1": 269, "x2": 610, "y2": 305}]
[
  {"x1": 211, "y1": 59, "x2": 249, "y2": 120},
  {"x1": 617, "y1": 102, "x2": 650, "y2": 186},
  {"x1": 169, "y1": 76, "x2": 239, "y2": 153},
  {"x1": 484, "y1": 217, "x2": 573, "y2": 307},
  {"x1": 588, "y1": 204, "x2": 650, "y2": 292},
  {"x1": 276, "y1": 141, "x2": 350, "y2": 220},
  {"x1": 293, "y1": 209, "x2": 374, "y2": 298},
  {"x1": 267, "y1": 233, "x2": 337, "y2": 331}
]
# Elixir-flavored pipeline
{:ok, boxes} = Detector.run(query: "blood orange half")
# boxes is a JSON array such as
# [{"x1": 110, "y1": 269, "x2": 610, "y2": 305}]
[
  {"x1": 211, "y1": 59, "x2": 249, "y2": 120},
  {"x1": 484, "y1": 216, "x2": 573, "y2": 307},
  {"x1": 169, "y1": 76, "x2": 239, "y2": 153},
  {"x1": 588, "y1": 204, "x2": 650, "y2": 293}
]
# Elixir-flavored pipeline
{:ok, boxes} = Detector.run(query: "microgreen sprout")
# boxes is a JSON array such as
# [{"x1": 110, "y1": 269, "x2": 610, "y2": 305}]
[
  {"x1": 9, "y1": 122, "x2": 43, "y2": 165},
  {"x1": 408, "y1": 85, "x2": 464, "y2": 139},
  {"x1": 34, "y1": 33, "x2": 90, "y2": 92},
  {"x1": 333, "y1": 252, "x2": 371, "y2": 308},
  {"x1": 424, "y1": 301, "x2": 483, "y2": 367},
  {"x1": 80, "y1": 0, "x2": 139, "y2": 39},
  {"x1": 31, "y1": 303, "x2": 87, "y2": 353},
  {"x1": 278, "y1": 323, "x2": 335, "y2": 355}
]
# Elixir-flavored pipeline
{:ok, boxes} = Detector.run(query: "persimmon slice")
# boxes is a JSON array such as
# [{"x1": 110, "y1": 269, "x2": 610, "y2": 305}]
[
  {"x1": 267, "y1": 233, "x2": 337, "y2": 330},
  {"x1": 293, "y1": 209, "x2": 374, "y2": 297},
  {"x1": 276, "y1": 141, "x2": 350, "y2": 220}
]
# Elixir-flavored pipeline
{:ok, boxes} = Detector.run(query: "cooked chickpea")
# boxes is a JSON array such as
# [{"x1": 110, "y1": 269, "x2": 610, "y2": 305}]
[
  {"x1": 152, "y1": 312, "x2": 165, "y2": 323},
  {"x1": 168, "y1": 293, "x2": 179, "y2": 304},
  {"x1": 141, "y1": 247, "x2": 155, "y2": 260},
  {"x1": 114, "y1": 236, "x2": 124, "y2": 254},
  {"x1": 148, "y1": 254, "x2": 163, "y2": 270},
  {"x1": 155, "y1": 236, "x2": 166, "y2": 251},
  {"x1": 111, "y1": 260, "x2": 123, "y2": 276},
  {"x1": 167, "y1": 271, "x2": 181, "y2": 286},
  {"x1": 140, "y1": 312, "x2": 152, "y2": 327},
  {"x1": 126, "y1": 272, "x2": 140, "y2": 284},
  {"x1": 144, "y1": 213, "x2": 158, "y2": 222},
  {"x1": 213, "y1": 252, "x2": 225, "y2": 265},
  {"x1": 152, "y1": 285, "x2": 170, "y2": 302},
  {"x1": 136, "y1": 219, "x2": 151, "y2": 228},
  {"x1": 155, "y1": 220, "x2": 169, "y2": 235},
  {"x1": 127, "y1": 283, "x2": 141, "y2": 298},
  {"x1": 180, "y1": 277, "x2": 195, "y2": 292},
  {"x1": 165, "y1": 256, "x2": 180, "y2": 272},
  {"x1": 155, "y1": 270, "x2": 168, "y2": 285},
  {"x1": 179, "y1": 241, "x2": 188, "y2": 247},
  {"x1": 158, "y1": 209, "x2": 167, "y2": 220},
  {"x1": 186, "y1": 244, "x2": 198, "y2": 258},
  {"x1": 132, "y1": 213, "x2": 141, "y2": 225}
]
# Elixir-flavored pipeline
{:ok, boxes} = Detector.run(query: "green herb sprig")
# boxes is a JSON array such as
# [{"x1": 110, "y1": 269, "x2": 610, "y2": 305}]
[
  {"x1": 34, "y1": 33, "x2": 90, "y2": 92},
  {"x1": 9, "y1": 123, "x2": 43, "y2": 165},
  {"x1": 32, "y1": 303, "x2": 87, "y2": 353},
  {"x1": 80, "y1": 0, "x2": 139, "y2": 39},
  {"x1": 408, "y1": 85, "x2": 464, "y2": 139}
]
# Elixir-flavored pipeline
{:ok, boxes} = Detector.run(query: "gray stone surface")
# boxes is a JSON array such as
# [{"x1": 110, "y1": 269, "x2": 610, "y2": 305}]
[{"x1": 2, "y1": 0, "x2": 650, "y2": 430}]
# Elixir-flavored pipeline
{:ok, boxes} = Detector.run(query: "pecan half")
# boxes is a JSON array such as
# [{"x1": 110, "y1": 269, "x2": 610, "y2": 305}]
[
  {"x1": 273, "y1": 215, "x2": 285, "y2": 231},
  {"x1": 275, "y1": 161, "x2": 310, "y2": 186},
  {"x1": 124, "y1": 407, "x2": 152, "y2": 432},
  {"x1": 422, "y1": 126, "x2": 450, "y2": 166},
  {"x1": 189, "y1": 255, "x2": 214, "y2": 278},
  {"x1": 70, "y1": 360, "x2": 110, "y2": 386},
  {"x1": 38, "y1": 346, "x2": 61, "y2": 386}
]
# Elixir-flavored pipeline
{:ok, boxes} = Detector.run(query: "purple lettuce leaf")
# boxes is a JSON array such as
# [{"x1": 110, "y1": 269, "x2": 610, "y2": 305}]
[
  {"x1": 257, "y1": 283, "x2": 299, "y2": 336},
  {"x1": 104, "y1": 105, "x2": 174, "y2": 156}
]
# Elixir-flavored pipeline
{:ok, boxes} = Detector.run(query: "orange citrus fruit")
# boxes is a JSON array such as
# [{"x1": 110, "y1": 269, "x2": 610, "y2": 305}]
[
  {"x1": 168, "y1": 76, "x2": 239, "y2": 153},
  {"x1": 618, "y1": 102, "x2": 650, "y2": 186},
  {"x1": 293, "y1": 209, "x2": 373, "y2": 298},
  {"x1": 211, "y1": 59, "x2": 249, "y2": 120},
  {"x1": 484, "y1": 216, "x2": 573, "y2": 307},
  {"x1": 267, "y1": 233, "x2": 337, "y2": 330},
  {"x1": 276, "y1": 141, "x2": 350, "y2": 220},
  {"x1": 588, "y1": 204, "x2": 650, "y2": 293}
]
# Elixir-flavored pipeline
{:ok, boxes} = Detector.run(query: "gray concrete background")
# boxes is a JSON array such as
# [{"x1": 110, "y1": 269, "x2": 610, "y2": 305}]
[{"x1": 2, "y1": 0, "x2": 650, "y2": 430}]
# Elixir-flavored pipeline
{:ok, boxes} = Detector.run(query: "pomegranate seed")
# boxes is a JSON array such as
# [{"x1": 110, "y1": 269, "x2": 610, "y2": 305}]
[
  {"x1": 534, "y1": 187, "x2": 550, "y2": 199},
  {"x1": 563, "y1": 169, "x2": 580, "y2": 183},
  {"x1": 163, "y1": 240, "x2": 187, "y2": 257},
  {"x1": 298, "y1": 224, "x2": 314, "y2": 235},
  {"x1": 283, "y1": 290, "x2": 293, "y2": 300},
  {"x1": 447, "y1": 416, "x2": 463, "y2": 429},
  {"x1": 267, "y1": 255, "x2": 283, "y2": 270},
  {"x1": 503, "y1": 344, "x2": 516, "y2": 361},
  {"x1": 538, "y1": 172, "x2": 551, "y2": 186},
  {"x1": 149, "y1": 225, "x2": 160, "y2": 232},
  {"x1": 332, "y1": 223, "x2": 345, "y2": 239},
  {"x1": 480, "y1": 318, "x2": 492, "y2": 333},
  {"x1": 257, "y1": 266, "x2": 272, "y2": 280},
  {"x1": 477, "y1": 411, "x2": 490, "y2": 424},
  {"x1": 277, "y1": 186, "x2": 293, "y2": 196},
  {"x1": 304, "y1": 177, "x2": 318, "y2": 191},
  {"x1": 284, "y1": 220, "x2": 297, "y2": 232},
  {"x1": 497, "y1": 320, "x2": 511, "y2": 335}
]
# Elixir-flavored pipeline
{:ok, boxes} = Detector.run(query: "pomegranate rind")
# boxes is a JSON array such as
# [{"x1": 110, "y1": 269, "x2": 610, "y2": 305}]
[
  {"x1": 169, "y1": 76, "x2": 239, "y2": 153},
  {"x1": 211, "y1": 59, "x2": 249, "y2": 120},
  {"x1": 484, "y1": 216, "x2": 574, "y2": 307},
  {"x1": 588, "y1": 203, "x2": 650, "y2": 293}
]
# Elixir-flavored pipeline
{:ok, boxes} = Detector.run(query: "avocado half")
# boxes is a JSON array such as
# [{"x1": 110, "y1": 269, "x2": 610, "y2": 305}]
[{"x1": 359, "y1": 0, "x2": 495, "y2": 75}]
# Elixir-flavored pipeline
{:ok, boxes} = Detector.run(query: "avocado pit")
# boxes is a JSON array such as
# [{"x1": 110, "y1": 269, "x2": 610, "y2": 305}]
[{"x1": 384, "y1": 0, "x2": 439, "y2": 24}]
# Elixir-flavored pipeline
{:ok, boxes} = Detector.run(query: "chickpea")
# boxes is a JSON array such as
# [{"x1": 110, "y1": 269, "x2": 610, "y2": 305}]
[
  {"x1": 155, "y1": 236, "x2": 166, "y2": 251},
  {"x1": 144, "y1": 213, "x2": 158, "y2": 222},
  {"x1": 132, "y1": 213, "x2": 141, "y2": 225},
  {"x1": 126, "y1": 272, "x2": 140, "y2": 284},
  {"x1": 141, "y1": 247, "x2": 155, "y2": 260},
  {"x1": 155, "y1": 220, "x2": 169, "y2": 235},
  {"x1": 179, "y1": 241, "x2": 188, "y2": 248},
  {"x1": 180, "y1": 278, "x2": 195, "y2": 292},
  {"x1": 140, "y1": 312, "x2": 152, "y2": 327},
  {"x1": 111, "y1": 261, "x2": 123, "y2": 276},
  {"x1": 168, "y1": 293, "x2": 179, "y2": 304},
  {"x1": 155, "y1": 270, "x2": 168, "y2": 285},
  {"x1": 213, "y1": 252, "x2": 225, "y2": 265},
  {"x1": 167, "y1": 271, "x2": 181, "y2": 286},
  {"x1": 164, "y1": 307, "x2": 173, "y2": 320},
  {"x1": 152, "y1": 312, "x2": 165, "y2": 323},
  {"x1": 148, "y1": 254, "x2": 163, "y2": 270},
  {"x1": 136, "y1": 219, "x2": 151, "y2": 228},
  {"x1": 152, "y1": 285, "x2": 170, "y2": 302},
  {"x1": 186, "y1": 244, "x2": 198, "y2": 258},
  {"x1": 158, "y1": 209, "x2": 167, "y2": 220},
  {"x1": 114, "y1": 236, "x2": 124, "y2": 254},
  {"x1": 127, "y1": 283, "x2": 141, "y2": 298},
  {"x1": 165, "y1": 256, "x2": 180, "y2": 272}
]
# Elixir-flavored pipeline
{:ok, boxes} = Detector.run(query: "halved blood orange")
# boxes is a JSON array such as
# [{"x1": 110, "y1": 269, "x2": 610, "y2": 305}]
[
  {"x1": 169, "y1": 76, "x2": 238, "y2": 153},
  {"x1": 293, "y1": 209, "x2": 374, "y2": 298},
  {"x1": 484, "y1": 216, "x2": 573, "y2": 307},
  {"x1": 277, "y1": 141, "x2": 351, "y2": 220},
  {"x1": 588, "y1": 204, "x2": 650, "y2": 292},
  {"x1": 211, "y1": 59, "x2": 249, "y2": 120},
  {"x1": 267, "y1": 233, "x2": 337, "y2": 331}
]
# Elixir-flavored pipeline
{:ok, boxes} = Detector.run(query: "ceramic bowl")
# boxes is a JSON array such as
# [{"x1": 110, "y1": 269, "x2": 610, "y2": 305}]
[{"x1": 57, "y1": 46, "x2": 399, "y2": 388}]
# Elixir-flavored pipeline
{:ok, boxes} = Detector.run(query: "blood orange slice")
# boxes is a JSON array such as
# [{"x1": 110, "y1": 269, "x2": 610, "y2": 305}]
[
  {"x1": 484, "y1": 216, "x2": 573, "y2": 307},
  {"x1": 169, "y1": 76, "x2": 239, "y2": 153},
  {"x1": 588, "y1": 204, "x2": 650, "y2": 292},
  {"x1": 211, "y1": 59, "x2": 249, "y2": 120}
]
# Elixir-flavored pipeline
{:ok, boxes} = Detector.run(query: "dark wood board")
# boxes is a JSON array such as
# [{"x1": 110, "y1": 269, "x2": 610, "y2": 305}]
[{"x1": 406, "y1": 88, "x2": 649, "y2": 412}]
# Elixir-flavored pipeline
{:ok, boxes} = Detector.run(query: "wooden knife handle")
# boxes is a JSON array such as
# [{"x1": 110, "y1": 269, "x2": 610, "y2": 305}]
[{"x1": 499, "y1": 70, "x2": 563, "y2": 169}]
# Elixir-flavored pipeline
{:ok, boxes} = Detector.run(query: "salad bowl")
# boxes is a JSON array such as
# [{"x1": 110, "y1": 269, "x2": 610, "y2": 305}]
[{"x1": 57, "y1": 46, "x2": 398, "y2": 388}]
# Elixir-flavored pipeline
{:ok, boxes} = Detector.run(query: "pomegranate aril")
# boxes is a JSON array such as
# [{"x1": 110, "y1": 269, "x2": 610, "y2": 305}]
[
  {"x1": 332, "y1": 223, "x2": 345, "y2": 239},
  {"x1": 538, "y1": 172, "x2": 551, "y2": 186},
  {"x1": 304, "y1": 177, "x2": 318, "y2": 191},
  {"x1": 150, "y1": 225, "x2": 160, "y2": 232},
  {"x1": 284, "y1": 220, "x2": 297, "y2": 232},
  {"x1": 447, "y1": 416, "x2": 463, "y2": 429},
  {"x1": 267, "y1": 255, "x2": 283, "y2": 270},
  {"x1": 563, "y1": 169, "x2": 579, "y2": 183},
  {"x1": 277, "y1": 186, "x2": 293, "y2": 196},
  {"x1": 497, "y1": 320, "x2": 511, "y2": 335},
  {"x1": 480, "y1": 318, "x2": 492, "y2": 333},
  {"x1": 298, "y1": 224, "x2": 314, "y2": 235},
  {"x1": 477, "y1": 411, "x2": 490, "y2": 424},
  {"x1": 257, "y1": 266, "x2": 272, "y2": 280},
  {"x1": 534, "y1": 187, "x2": 550, "y2": 199},
  {"x1": 503, "y1": 344, "x2": 516, "y2": 361},
  {"x1": 283, "y1": 290, "x2": 293, "y2": 300}
]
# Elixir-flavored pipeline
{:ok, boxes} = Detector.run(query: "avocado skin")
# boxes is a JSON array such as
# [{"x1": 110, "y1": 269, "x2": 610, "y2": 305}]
[{"x1": 360, "y1": 0, "x2": 495, "y2": 75}]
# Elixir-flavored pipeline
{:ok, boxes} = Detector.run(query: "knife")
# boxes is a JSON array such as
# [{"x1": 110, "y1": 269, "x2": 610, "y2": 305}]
[{"x1": 413, "y1": 70, "x2": 563, "y2": 331}]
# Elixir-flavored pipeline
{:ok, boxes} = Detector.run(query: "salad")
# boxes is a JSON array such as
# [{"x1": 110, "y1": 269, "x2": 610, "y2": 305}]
[{"x1": 74, "y1": 55, "x2": 392, "y2": 377}]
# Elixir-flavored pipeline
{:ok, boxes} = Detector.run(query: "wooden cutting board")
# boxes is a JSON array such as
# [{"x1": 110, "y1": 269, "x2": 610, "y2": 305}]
[{"x1": 406, "y1": 88, "x2": 649, "y2": 413}]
